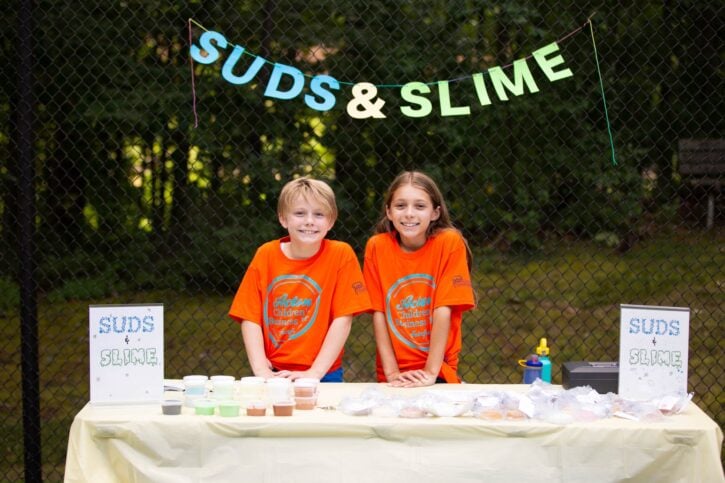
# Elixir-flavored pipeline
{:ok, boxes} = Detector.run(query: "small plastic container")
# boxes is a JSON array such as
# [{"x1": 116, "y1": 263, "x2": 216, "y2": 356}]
[
  {"x1": 211, "y1": 375, "x2": 235, "y2": 400},
  {"x1": 246, "y1": 401, "x2": 267, "y2": 416},
  {"x1": 273, "y1": 401, "x2": 294, "y2": 416},
  {"x1": 294, "y1": 396, "x2": 317, "y2": 410},
  {"x1": 161, "y1": 399, "x2": 183, "y2": 415},
  {"x1": 218, "y1": 400, "x2": 240, "y2": 417},
  {"x1": 183, "y1": 375, "x2": 209, "y2": 396},
  {"x1": 428, "y1": 401, "x2": 469, "y2": 417},
  {"x1": 184, "y1": 394, "x2": 204, "y2": 408},
  {"x1": 239, "y1": 376, "x2": 266, "y2": 401},
  {"x1": 193, "y1": 399, "x2": 217, "y2": 416},
  {"x1": 293, "y1": 379, "x2": 318, "y2": 397},
  {"x1": 476, "y1": 408, "x2": 506, "y2": 420},
  {"x1": 398, "y1": 406, "x2": 427, "y2": 418},
  {"x1": 266, "y1": 378, "x2": 292, "y2": 403}
]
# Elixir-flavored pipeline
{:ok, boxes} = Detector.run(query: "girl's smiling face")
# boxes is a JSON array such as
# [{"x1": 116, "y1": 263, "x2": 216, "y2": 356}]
[{"x1": 386, "y1": 183, "x2": 440, "y2": 251}]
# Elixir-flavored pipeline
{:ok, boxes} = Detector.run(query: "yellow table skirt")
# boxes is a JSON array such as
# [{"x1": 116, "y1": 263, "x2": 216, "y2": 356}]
[{"x1": 64, "y1": 382, "x2": 724, "y2": 483}]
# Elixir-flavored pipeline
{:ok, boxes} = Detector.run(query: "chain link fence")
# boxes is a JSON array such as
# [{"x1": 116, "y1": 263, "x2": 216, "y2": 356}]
[{"x1": 2, "y1": 1, "x2": 723, "y2": 480}]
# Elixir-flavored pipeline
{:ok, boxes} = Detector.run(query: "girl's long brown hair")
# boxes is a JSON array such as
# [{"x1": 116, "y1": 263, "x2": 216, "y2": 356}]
[{"x1": 374, "y1": 171, "x2": 473, "y2": 272}]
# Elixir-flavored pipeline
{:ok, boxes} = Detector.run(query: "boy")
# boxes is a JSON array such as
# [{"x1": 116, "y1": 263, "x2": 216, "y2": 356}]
[{"x1": 229, "y1": 177, "x2": 371, "y2": 382}]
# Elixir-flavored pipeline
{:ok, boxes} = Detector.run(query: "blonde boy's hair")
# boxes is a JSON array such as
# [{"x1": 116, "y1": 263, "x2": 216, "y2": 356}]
[{"x1": 277, "y1": 177, "x2": 338, "y2": 222}]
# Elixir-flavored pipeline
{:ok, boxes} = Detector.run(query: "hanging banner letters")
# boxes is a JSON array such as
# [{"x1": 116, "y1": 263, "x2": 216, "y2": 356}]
[{"x1": 189, "y1": 28, "x2": 574, "y2": 119}]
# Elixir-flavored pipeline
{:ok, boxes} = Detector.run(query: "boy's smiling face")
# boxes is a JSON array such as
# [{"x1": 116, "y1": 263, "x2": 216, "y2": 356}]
[{"x1": 279, "y1": 195, "x2": 334, "y2": 253}]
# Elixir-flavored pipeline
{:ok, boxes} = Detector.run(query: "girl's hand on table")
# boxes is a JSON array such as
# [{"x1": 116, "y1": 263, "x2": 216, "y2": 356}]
[{"x1": 389, "y1": 369, "x2": 436, "y2": 387}]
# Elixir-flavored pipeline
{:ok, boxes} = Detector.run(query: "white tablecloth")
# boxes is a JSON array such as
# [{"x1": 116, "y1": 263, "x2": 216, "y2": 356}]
[{"x1": 64, "y1": 382, "x2": 724, "y2": 483}]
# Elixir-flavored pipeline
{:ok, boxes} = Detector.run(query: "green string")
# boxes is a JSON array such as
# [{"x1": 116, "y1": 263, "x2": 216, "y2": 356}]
[{"x1": 589, "y1": 19, "x2": 618, "y2": 166}]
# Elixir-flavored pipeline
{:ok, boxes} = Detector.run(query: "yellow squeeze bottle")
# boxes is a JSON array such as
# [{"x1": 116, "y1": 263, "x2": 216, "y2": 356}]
[{"x1": 536, "y1": 338, "x2": 552, "y2": 383}]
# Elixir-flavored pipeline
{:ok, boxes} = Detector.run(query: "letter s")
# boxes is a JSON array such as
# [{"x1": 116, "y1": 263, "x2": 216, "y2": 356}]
[
  {"x1": 190, "y1": 30, "x2": 227, "y2": 65},
  {"x1": 142, "y1": 315, "x2": 155, "y2": 333},
  {"x1": 668, "y1": 320, "x2": 680, "y2": 336},
  {"x1": 98, "y1": 316, "x2": 111, "y2": 334},
  {"x1": 628, "y1": 317, "x2": 640, "y2": 334},
  {"x1": 305, "y1": 74, "x2": 340, "y2": 111},
  {"x1": 400, "y1": 82, "x2": 432, "y2": 118}
]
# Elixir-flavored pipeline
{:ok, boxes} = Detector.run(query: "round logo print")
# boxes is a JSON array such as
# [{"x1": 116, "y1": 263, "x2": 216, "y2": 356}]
[
  {"x1": 264, "y1": 274, "x2": 321, "y2": 348},
  {"x1": 385, "y1": 273, "x2": 436, "y2": 351}
]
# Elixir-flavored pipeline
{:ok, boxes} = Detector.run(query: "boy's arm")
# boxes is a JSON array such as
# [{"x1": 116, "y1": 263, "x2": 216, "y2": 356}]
[
  {"x1": 372, "y1": 311, "x2": 401, "y2": 382},
  {"x1": 299, "y1": 314, "x2": 353, "y2": 380},
  {"x1": 241, "y1": 321, "x2": 275, "y2": 379}
]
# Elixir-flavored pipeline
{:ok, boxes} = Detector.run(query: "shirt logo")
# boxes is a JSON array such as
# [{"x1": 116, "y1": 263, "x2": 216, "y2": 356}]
[
  {"x1": 352, "y1": 281, "x2": 367, "y2": 295},
  {"x1": 452, "y1": 275, "x2": 471, "y2": 288},
  {"x1": 263, "y1": 274, "x2": 321, "y2": 348},
  {"x1": 385, "y1": 273, "x2": 435, "y2": 352}
]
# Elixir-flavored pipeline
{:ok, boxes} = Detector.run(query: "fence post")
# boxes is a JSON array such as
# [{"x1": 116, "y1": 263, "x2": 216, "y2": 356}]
[{"x1": 18, "y1": 0, "x2": 42, "y2": 481}]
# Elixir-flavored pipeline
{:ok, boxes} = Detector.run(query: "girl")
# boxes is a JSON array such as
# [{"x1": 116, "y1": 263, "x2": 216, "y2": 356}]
[{"x1": 363, "y1": 171, "x2": 475, "y2": 387}]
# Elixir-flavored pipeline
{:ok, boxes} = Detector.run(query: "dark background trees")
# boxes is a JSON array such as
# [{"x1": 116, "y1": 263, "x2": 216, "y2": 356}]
[{"x1": 1, "y1": 1, "x2": 722, "y2": 479}]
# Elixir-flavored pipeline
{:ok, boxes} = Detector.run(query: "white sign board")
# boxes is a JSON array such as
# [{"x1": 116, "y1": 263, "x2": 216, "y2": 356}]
[
  {"x1": 618, "y1": 304, "x2": 689, "y2": 400},
  {"x1": 89, "y1": 304, "x2": 164, "y2": 405}
]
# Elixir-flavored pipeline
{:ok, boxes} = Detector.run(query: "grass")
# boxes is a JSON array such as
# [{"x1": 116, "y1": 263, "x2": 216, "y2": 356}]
[{"x1": 0, "y1": 228, "x2": 722, "y2": 480}]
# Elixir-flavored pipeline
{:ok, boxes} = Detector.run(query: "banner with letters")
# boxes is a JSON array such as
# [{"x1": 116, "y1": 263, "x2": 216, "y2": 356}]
[
  {"x1": 190, "y1": 28, "x2": 573, "y2": 120},
  {"x1": 89, "y1": 304, "x2": 164, "y2": 404}
]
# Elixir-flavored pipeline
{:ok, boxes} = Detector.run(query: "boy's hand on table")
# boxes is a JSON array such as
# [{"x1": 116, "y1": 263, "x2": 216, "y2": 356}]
[{"x1": 283, "y1": 370, "x2": 323, "y2": 381}]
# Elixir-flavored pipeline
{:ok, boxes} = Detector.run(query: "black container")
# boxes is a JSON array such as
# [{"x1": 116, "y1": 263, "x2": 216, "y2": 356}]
[{"x1": 562, "y1": 361, "x2": 619, "y2": 394}]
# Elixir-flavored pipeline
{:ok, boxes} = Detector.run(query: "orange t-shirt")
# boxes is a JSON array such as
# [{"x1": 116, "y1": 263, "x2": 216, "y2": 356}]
[
  {"x1": 363, "y1": 229, "x2": 475, "y2": 382},
  {"x1": 229, "y1": 237, "x2": 371, "y2": 372}
]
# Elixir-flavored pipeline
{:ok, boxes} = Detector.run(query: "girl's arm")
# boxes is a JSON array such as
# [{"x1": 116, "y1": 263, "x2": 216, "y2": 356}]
[
  {"x1": 289, "y1": 315, "x2": 353, "y2": 380},
  {"x1": 241, "y1": 321, "x2": 275, "y2": 379},
  {"x1": 393, "y1": 306, "x2": 451, "y2": 387},
  {"x1": 373, "y1": 311, "x2": 402, "y2": 382},
  {"x1": 424, "y1": 305, "x2": 452, "y2": 376}
]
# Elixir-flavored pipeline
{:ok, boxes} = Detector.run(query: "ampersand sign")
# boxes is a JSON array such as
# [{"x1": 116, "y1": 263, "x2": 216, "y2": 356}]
[{"x1": 346, "y1": 82, "x2": 386, "y2": 119}]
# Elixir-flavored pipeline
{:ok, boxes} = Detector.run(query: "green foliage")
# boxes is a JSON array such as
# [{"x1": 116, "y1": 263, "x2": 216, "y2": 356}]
[
  {"x1": 0, "y1": 277, "x2": 19, "y2": 314},
  {"x1": 46, "y1": 270, "x2": 123, "y2": 303},
  {"x1": 593, "y1": 231, "x2": 620, "y2": 248},
  {"x1": 175, "y1": 220, "x2": 280, "y2": 292}
]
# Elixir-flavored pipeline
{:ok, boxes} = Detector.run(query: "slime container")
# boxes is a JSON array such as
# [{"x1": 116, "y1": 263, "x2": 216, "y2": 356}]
[
  {"x1": 210, "y1": 375, "x2": 235, "y2": 399},
  {"x1": 193, "y1": 399, "x2": 217, "y2": 416},
  {"x1": 183, "y1": 375, "x2": 208, "y2": 396},
  {"x1": 246, "y1": 400, "x2": 267, "y2": 416},
  {"x1": 161, "y1": 399, "x2": 183, "y2": 415},
  {"x1": 218, "y1": 400, "x2": 240, "y2": 417},
  {"x1": 273, "y1": 401, "x2": 294, "y2": 416},
  {"x1": 266, "y1": 378, "x2": 291, "y2": 403}
]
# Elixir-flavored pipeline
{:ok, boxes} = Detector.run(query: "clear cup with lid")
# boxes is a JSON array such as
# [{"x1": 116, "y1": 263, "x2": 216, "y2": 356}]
[
  {"x1": 210, "y1": 375, "x2": 235, "y2": 399},
  {"x1": 293, "y1": 378, "x2": 319, "y2": 397},
  {"x1": 266, "y1": 378, "x2": 292, "y2": 403},
  {"x1": 239, "y1": 376, "x2": 266, "y2": 401},
  {"x1": 183, "y1": 375, "x2": 208, "y2": 396}
]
